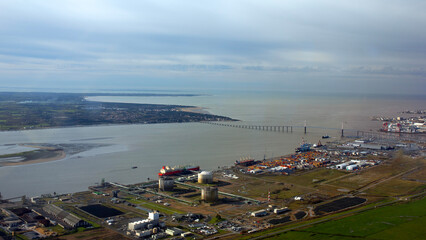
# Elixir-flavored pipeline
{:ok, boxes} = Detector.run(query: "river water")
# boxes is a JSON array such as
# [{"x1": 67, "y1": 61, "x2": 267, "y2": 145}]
[{"x1": 0, "y1": 90, "x2": 424, "y2": 198}]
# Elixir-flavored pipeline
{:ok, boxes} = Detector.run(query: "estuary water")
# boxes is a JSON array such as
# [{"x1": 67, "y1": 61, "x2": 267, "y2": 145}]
[{"x1": 0, "y1": 90, "x2": 424, "y2": 198}]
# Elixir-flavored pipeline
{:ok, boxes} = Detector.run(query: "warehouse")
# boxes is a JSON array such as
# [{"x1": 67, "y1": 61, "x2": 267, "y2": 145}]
[
  {"x1": 251, "y1": 209, "x2": 267, "y2": 217},
  {"x1": 43, "y1": 204, "x2": 89, "y2": 228}
]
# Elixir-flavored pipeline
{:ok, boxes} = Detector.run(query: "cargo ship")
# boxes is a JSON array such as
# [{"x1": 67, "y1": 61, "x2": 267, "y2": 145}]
[
  {"x1": 235, "y1": 158, "x2": 260, "y2": 167},
  {"x1": 295, "y1": 139, "x2": 312, "y2": 152},
  {"x1": 158, "y1": 165, "x2": 200, "y2": 176}
]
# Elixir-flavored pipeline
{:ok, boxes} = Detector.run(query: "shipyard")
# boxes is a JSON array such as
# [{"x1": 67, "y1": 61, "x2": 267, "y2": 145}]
[{"x1": 1, "y1": 130, "x2": 425, "y2": 240}]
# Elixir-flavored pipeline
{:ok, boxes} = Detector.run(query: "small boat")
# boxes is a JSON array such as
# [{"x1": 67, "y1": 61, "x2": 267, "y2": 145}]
[
  {"x1": 322, "y1": 135, "x2": 330, "y2": 139},
  {"x1": 132, "y1": 166, "x2": 138, "y2": 169}
]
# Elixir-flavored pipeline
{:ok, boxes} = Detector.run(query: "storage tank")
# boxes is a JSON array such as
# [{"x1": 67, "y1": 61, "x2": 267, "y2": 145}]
[
  {"x1": 201, "y1": 187, "x2": 218, "y2": 203},
  {"x1": 198, "y1": 171, "x2": 213, "y2": 184},
  {"x1": 158, "y1": 177, "x2": 174, "y2": 191}
]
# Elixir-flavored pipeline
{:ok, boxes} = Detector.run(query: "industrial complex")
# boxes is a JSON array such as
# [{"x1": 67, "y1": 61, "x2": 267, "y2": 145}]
[{"x1": 1, "y1": 128, "x2": 425, "y2": 240}]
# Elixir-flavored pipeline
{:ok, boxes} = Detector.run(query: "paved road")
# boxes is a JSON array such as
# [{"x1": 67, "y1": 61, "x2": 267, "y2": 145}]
[{"x1": 247, "y1": 191, "x2": 426, "y2": 240}]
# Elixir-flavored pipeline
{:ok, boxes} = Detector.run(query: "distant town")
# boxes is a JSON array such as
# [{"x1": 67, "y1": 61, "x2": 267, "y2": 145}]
[
  {"x1": 371, "y1": 110, "x2": 426, "y2": 133},
  {"x1": 0, "y1": 92, "x2": 235, "y2": 131}
]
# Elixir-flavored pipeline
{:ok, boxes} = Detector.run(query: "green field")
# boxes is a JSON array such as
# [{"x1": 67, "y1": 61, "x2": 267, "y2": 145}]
[
  {"x1": 264, "y1": 197, "x2": 426, "y2": 240},
  {"x1": 261, "y1": 168, "x2": 348, "y2": 187}
]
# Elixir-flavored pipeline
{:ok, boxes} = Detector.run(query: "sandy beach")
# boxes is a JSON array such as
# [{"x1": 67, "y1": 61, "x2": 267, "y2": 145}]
[
  {"x1": 179, "y1": 107, "x2": 210, "y2": 114},
  {"x1": 0, "y1": 145, "x2": 67, "y2": 167}
]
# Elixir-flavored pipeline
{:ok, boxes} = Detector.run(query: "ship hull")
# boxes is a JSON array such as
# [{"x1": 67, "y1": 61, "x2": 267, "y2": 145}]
[{"x1": 158, "y1": 166, "x2": 200, "y2": 176}]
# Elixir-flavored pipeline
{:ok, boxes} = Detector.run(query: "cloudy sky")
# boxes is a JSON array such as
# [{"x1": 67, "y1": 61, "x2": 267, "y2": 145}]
[{"x1": 0, "y1": 0, "x2": 425, "y2": 94}]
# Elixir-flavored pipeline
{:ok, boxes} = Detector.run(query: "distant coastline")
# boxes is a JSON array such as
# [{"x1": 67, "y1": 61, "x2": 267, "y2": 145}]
[
  {"x1": 0, "y1": 92, "x2": 236, "y2": 132},
  {"x1": 179, "y1": 106, "x2": 211, "y2": 114}
]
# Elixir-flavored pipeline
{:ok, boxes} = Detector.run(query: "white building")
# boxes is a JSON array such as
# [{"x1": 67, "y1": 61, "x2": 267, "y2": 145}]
[
  {"x1": 346, "y1": 164, "x2": 358, "y2": 171},
  {"x1": 274, "y1": 207, "x2": 290, "y2": 214},
  {"x1": 128, "y1": 211, "x2": 160, "y2": 231},
  {"x1": 135, "y1": 229, "x2": 152, "y2": 237},
  {"x1": 336, "y1": 162, "x2": 351, "y2": 169},
  {"x1": 166, "y1": 227, "x2": 183, "y2": 236},
  {"x1": 251, "y1": 210, "x2": 267, "y2": 217}
]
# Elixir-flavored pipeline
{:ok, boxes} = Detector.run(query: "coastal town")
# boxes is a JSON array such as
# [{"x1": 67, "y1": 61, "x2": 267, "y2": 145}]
[{"x1": 0, "y1": 92, "x2": 235, "y2": 131}]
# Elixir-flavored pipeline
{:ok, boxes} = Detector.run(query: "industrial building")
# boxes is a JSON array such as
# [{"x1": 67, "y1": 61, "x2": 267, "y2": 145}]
[
  {"x1": 135, "y1": 229, "x2": 153, "y2": 237},
  {"x1": 274, "y1": 207, "x2": 290, "y2": 214},
  {"x1": 198, "y1": 171, "x2": 213, "y2": 184},
  {"x1": 158, "y1": 177, "x2": 174, "y2": 191},
  {"x1": 251, "y1": 209, "x2": 267, "y2": 217},
  {"x1": 43, "y1": 204, "x2": 89, "y2": 228},
  {"x1": 346, "y1": 164, "x2": 359, "y2": 171},
  {"x1": 201, "y1": 187, "x2": 218, "y2": 203},
  {"x1": 128, "y1": 211, "x2": 159, "y2": 231},
  {"x1": 335, "y1": 162, "x2": 351, "y2": 169},
  {"x1": 166, "y1": 227, "x2": 183, "y2": 236}
]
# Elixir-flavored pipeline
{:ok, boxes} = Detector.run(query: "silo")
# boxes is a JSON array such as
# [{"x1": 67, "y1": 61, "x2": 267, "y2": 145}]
[
  {"x1": 201, "y1": 187, "x2": 218, "y2": 203},
  {"x1": 159, "y1": 177, "x2": 174, "y2": 191},
  {"x1": 198, "y1": 171, "x2": 213, "y2": 184}
]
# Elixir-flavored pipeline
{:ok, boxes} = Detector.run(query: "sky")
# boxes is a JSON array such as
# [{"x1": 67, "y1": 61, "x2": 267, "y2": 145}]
[{"x1": 0, "y1": 0, "x2": 425, "y2": 94}]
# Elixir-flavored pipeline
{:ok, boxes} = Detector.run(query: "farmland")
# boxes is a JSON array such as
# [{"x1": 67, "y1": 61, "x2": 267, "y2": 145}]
[{"x1": 264, "y1": 197, "x2": 426, "y2": 240}]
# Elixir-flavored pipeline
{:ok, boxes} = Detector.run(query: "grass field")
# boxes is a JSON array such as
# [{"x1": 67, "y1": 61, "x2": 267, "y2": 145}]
[
  {"x1": 403, "y1": 166, "x2": 426, "y2": 181},
  {"x1": 56, "y1": 227, "x2": 131, "y2": 240},
  {"x1": 328, "y1": 155, "x2": 424, "y2": 191},
  {"x1": 219, "y1": 169, "x2": 345, "y2": 201},
  {"x1": 127, "y1": 198, "x2": 185, "y2": 215},
  {"x1": 263, "y1": 197, "x2": 426, "y2": 240},
  {"x1": 261, "y1": 168, "x2": 348, "y2": 187},
  {"x1": 365, "y1": 178, "x2": 424, "y2": 196}
]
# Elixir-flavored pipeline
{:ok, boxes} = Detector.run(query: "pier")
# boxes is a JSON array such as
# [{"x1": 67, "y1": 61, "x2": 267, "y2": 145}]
[
  {"x1": 204, "y1": 122, "x2": 425, "y2": 142},
  {"x1": 203, "y1": 121, "x2": 341, "y2": 135},
  {"x1": 205, "y1": 122, "x2": 295, "y2": 132}
]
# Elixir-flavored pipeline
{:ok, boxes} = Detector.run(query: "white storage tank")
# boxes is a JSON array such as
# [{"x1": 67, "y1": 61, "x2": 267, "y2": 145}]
[{"x1": 198, "y1": 171, "x2": 213, "y2": 184}]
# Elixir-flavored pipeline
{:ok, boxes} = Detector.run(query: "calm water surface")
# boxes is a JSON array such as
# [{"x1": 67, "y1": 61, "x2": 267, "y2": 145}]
[{"x1": 0, "y1": 91, "x2": 424, "y2": 198}]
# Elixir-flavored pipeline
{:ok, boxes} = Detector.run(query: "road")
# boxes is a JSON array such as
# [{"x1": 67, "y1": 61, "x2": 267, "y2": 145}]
[{"x1": 245, "y1": 190, "x2": 426, "y2": 240}]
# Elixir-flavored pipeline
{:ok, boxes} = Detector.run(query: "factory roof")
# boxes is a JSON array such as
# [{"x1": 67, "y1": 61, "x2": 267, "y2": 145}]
[{"x1": 43, "y1": 204, "x2": 88, "y2": 228}]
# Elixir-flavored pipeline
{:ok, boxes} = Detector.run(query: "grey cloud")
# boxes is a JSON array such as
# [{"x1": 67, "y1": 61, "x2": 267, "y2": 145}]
[{"x1": 0, "y1": 0, "x2": 425, "y2": 94}]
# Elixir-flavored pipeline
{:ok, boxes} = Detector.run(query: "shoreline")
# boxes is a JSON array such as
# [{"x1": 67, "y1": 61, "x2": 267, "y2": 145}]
[
  {"x1": 0, "y1": 145, "x2": 67, "y2": 167},
  {"x1": 179, "y1": 106, "x2": 211, "y2": 114},
  {"x1": 0, "y1": 122, "x2": 209, "y2": 133}
]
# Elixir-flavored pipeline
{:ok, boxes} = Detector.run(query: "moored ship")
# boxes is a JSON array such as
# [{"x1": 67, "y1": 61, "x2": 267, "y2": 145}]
[
  {"x1": 235, "y1": 157, "x2": 260, "y2": 167},
  {"x1": 158, "y1": 165, "x2": 200, "y2": 176}
]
